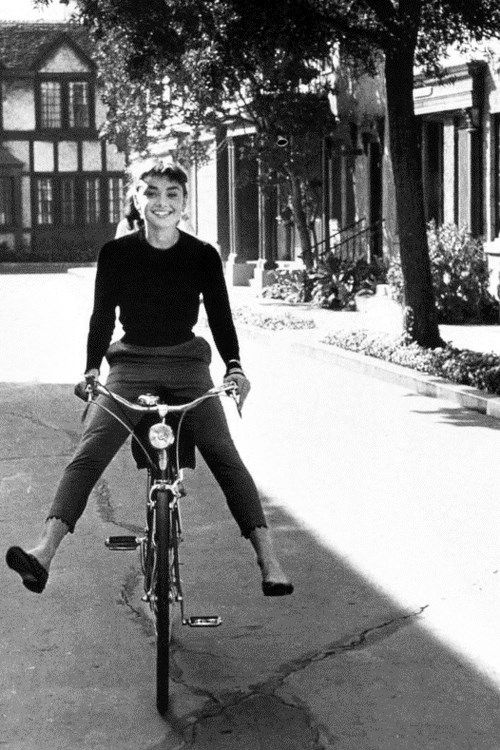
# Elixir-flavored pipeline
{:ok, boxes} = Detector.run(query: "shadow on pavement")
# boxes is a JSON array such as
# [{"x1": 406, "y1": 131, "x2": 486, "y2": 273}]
[
  {"x1": 1, "y1": 382, "x2": 499, "y2": 750},
  {"x1": 164, "y1": 457, "x2": 500, "y2": 750},
  {"x1": 402, "y1": 392, "x2": 500, "y2": 430}
]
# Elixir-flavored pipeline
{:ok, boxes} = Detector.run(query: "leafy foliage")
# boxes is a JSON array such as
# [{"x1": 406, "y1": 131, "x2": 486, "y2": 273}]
[
  {"x1": 311, "y1": 0, "x2": 500, "y2": 347},
  {"x1": 388, "y1": 223, "x2": 499, "y2": 324},
  {"x1": 231, "y1": 306, "x2": 315, "y2": 330},
  {"x1": 262, "y1": 255, "x2": 386, "y2": 310},
  {"x1": 230, "y1": 296, "x2": 500, "y2": 396},
  {"x1": 37, "y1": 0, "x2": 500, "y2": 341},
  {"x1": 322, "y1": 328, "x2": 500, "y2": 395},
  {"x1": 260, "y1": 269, "x2": 308, "y2": 304},
  {"x1": 43, "y1": 1, "x2": 348, "y2": 265},
  {"x1": 0, "y1": 238, "x2": 97, "y2": 263}
]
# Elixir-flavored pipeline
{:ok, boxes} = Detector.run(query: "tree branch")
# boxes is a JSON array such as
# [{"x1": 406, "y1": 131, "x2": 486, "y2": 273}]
[
  {"x1": 361, "y1": 0, "x2": 398, "y2": 28},
  {"x1": 319, "y1": 10, "x2": 394, "y2": 48}
]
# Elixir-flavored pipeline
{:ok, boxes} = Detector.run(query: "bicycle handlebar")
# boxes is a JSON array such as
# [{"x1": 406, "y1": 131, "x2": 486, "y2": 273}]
[{"x1": 87, "y1": 380, "x2": 238, "y2": 417}]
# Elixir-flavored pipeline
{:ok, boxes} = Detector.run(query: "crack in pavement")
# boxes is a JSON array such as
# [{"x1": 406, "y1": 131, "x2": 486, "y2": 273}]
[
  {"x1": 165, "y1": 605, "x2": 428, "y2": 748},
  {"x1": 270, "y1": 604, "x2": 429, "y2": 687},
  {"x1": 116, "y1": 537, "x2": 428, "y2": 750},
  {"x1": 92, "y1": 478, "x2": 143, "y2": 535},
  {"x1": 92, "y1": 477, "x2": 429, "y2": 747},
  {"x1": 5, "y1": 409, "x2": 81, "y2": 447},
  {"x1": 111, "y1": 524, "x2": 427, "y2": 749},
  {"x1": 119, "y1": 567, "x2": 156, "y2": 638}
]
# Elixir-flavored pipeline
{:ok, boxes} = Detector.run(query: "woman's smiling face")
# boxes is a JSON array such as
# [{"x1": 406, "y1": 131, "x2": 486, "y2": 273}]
[{"x1": 134, "y1": 174, "x2": 186, "y2": 231}]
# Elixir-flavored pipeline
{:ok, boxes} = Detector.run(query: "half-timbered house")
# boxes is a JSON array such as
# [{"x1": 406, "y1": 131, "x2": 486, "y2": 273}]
[{"x1": 0, "y1": 22, "x2": 126, "y2": 262}]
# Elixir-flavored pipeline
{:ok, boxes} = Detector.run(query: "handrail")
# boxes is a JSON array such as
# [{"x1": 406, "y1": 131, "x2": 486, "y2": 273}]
[
  {"x1": 317, "y1": 219, "x2": 384, "y2": 264},
  {"x1": 312, "y1": 218, "x2": 366, "y2": 256}
]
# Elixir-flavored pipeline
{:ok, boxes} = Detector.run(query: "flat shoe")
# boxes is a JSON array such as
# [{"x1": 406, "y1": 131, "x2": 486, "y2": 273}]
[
  {"x1": 6, "y1": 546, "x2": 48, "y2": 594},
  {"x1": 262, "y1": 581, "x2": 294, "y2": 597}
]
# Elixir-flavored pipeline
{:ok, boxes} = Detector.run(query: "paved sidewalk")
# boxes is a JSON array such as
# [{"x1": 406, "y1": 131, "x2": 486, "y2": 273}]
[
  {"x1": 228, "y1": 286, "x2": 500, "y2": 421},
  {"x1": 229, "y1": 286, "x2": 500, "y2": 355}
]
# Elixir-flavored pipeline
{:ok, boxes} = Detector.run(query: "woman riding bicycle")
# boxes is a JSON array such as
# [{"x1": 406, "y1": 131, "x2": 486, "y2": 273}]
[{"x1": 6, "y1": 157, "x2": 293, "y2": 598}]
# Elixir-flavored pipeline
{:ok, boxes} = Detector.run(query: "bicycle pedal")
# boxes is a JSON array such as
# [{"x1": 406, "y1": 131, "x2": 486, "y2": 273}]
[
  {"x1": 185, "y1": 615, "x2": 222, "y2": 627},
  {"x1": 105, "y1": 535, "x2": 140, "y2": 550}
]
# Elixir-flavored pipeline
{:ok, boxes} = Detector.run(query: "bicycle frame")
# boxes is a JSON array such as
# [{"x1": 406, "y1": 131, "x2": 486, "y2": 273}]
[{"x1": 87, "y1": 379, "x2": 237, "y2": 713}]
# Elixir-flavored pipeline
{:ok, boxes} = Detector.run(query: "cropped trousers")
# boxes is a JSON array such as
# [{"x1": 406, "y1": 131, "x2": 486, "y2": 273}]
[{"x1": 47, "y1": 337, "x2": 266, "y2": 537}]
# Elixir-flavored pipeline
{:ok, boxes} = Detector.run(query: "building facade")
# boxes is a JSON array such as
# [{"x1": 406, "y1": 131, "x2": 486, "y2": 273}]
[
  {"x1": 212, "y1": 41, "x2": 500, "y2": 298},
  {"x1": 0, "y1": 22, "x2": 126, "y2": 262}
]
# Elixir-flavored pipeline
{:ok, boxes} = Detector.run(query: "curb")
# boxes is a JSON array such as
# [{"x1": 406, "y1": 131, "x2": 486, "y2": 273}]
[{"x1": 239, "y1": 325, "x2": 500, "y2": 421}]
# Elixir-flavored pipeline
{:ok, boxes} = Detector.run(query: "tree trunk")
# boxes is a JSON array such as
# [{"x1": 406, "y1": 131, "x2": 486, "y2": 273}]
[
  {"x1": 385, "y1": 45, "x2": 444, "y2": 348},
  {"x1": 289, "y1": 172, "x2": 313, "y2": 270}
]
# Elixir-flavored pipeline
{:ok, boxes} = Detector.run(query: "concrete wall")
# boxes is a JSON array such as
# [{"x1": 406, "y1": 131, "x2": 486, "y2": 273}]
[
  {"x1": 40, "y1": 45, "x2": 90, "y2": 74},
  {"x1": 59, "y1": 141, "x2": 79, "y2": 171},
  {"x1": 2, "y1": 81, "x2": 35, "y2": 130},
  {"x1": 106, "y1": 142, "x2": 126, "y2": 172},
  {"x1": 82, "y1": 140, "x2": 102, "y2": 171},
  {"x1": 33, "y1": 141, "x2": 55, "y2": 172},
  {"x1": 3, "y1": 140, "x2": 29, "y2": 169}
]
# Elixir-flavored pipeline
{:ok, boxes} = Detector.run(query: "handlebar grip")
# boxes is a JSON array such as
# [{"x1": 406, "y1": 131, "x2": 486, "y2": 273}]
[{"x1": 74, "y1": 381, "x2": 89, "y2": 402}]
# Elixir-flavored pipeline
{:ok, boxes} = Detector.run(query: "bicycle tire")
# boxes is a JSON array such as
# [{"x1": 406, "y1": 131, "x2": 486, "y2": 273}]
[
  {"x1": 154, "y1": 488, "x2": 173, "y2": 715},
  {"x1": 140, "y1": 473, "x2": 154, "y2": 592}
]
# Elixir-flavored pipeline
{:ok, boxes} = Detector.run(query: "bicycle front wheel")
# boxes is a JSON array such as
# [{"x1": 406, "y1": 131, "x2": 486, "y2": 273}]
[{"x1": 154, "y1": 489, "x2": 174, "y2": 715}]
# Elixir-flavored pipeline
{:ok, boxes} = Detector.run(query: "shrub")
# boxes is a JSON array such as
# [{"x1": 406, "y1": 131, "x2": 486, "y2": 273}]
[
  {"x1": 0, "y1": 238, "x2": 98, "y2": 263},
  {"x1": 262, "y1": 255, "x2": 387, "y2": 310},
  {"x1": 261, "y1": 269, "x2": 308, "y2": 303},
  {"x1": 387, "y1": 222, "x2": 499, "y2": 324},
  {"x1": 232, "y1": 306, "x2": 315, "y2": 330},
  {"x1": 322, "y1": 328, "x2": 500, "y2": 395}
]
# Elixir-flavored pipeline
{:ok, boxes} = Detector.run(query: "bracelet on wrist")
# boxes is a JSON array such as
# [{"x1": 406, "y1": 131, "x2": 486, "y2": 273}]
[{"x1": 225, "y1": 365, "x2": 245, "y2": 377}]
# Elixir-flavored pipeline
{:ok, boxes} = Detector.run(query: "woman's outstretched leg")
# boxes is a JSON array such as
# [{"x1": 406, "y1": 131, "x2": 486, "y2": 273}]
[
  {"x1": 191, "y1": 398, "x2": 293, "y2": 595},
  {"x1": 5, "y1": 518, "x2": 70, "y2": 594},
  {"x1": 6, "y1": 387, "x2": 142, "y2": 592},
  {"x1": 27, "y1": 517, "x2": 70, "y2": 571},
  {"x1": 248, "y1": 526, "x2": 293, "y2": 594}
]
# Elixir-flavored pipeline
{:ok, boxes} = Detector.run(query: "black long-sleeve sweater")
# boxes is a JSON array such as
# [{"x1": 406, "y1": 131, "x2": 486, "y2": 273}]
[{"x1": 85, "y1": 229, "x2": 240, "y2": 373}]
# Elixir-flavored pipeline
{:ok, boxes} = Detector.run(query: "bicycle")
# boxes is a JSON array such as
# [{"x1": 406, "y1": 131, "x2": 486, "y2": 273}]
[{"x1": 84, "y1": 379, "x2": 238, "y2": 715}]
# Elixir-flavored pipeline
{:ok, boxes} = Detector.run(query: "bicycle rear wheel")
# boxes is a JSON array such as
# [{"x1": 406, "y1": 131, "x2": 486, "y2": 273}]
[{"x1": 154, "y1": 488, "x2": 174, "y2": 715}]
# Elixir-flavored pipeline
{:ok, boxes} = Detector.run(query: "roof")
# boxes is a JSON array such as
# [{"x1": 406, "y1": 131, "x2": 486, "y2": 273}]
[{"x1": 0, "y1": 22, "x2": 94, "y2": 72}]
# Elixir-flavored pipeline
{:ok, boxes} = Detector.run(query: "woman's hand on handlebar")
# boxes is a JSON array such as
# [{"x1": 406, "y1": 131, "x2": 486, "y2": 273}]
[
  {"x1": 74, "y1": 369, "x2": 99, "y2": 401},
  {"x1": 223, "y1": 364, "x2": 250, "y2": 414}
]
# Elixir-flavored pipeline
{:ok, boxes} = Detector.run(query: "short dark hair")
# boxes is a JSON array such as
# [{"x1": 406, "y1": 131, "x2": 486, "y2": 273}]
[{"x1": 129, "y1": 157, "x2": 188, "y2": 196}]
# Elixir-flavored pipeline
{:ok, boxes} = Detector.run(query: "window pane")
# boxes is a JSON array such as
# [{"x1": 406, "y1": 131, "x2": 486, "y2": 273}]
[
  {"x1": 0, "y1": 177, "x2": 14, "y2": 225},
  {"x1": 37, "y1": 178, "x2": 53, "y2": 224},
  {"x1": 61, "y1": 178, "x2": 75, "y2": 225},
  {"x1": 85, "y1": 178, "x2": 100, "y2": 223},
  {"x1": 40, "y1": 82, "x2": 61, "y2": 128},
  {"x1": 69, "y1": 81, "x2": 90, "y2": 128},
  {"x1": 108, "y1": 177, "x2": 124, "y2": 223}
]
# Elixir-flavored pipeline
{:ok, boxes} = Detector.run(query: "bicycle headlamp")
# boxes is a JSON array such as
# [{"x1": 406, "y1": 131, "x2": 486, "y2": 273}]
[{"x1": 148, "y1": 423, "x2": 175, "y2": 449}]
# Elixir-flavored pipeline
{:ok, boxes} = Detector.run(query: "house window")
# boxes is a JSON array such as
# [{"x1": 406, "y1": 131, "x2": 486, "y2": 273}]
[
  {"x1": 61, "y1": 178, "x2": 75, "y2": 225},
  {"x1": 85, "y1": 178, "x2": 100, "y2": 223},
  {"x1": 37, "y1": 178, "x2": 54, "y2": 224},
  {"x1": 40, "y1": 81, "x2": 62, "y2": 128},
  {"x1": 0, "y1": 177, "x2": 14, "y2": 225},
  {"x1": 38, "y1": 79, "x2": 93, "y2": 130},
  {"x1": 69, "y1": 82, "x2": 90, "y2": 128},
  {"x1": 108, "y1": 177, "x2": 124, "y2": 223}
]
